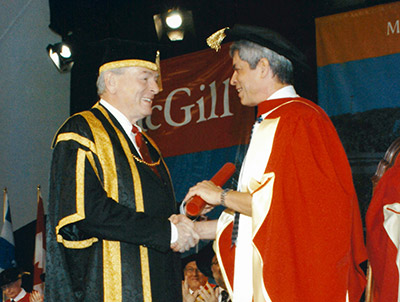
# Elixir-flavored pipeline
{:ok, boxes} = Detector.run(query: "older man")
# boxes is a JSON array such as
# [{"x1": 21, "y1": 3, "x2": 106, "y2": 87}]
[
  {"x1": 178, "y1": 25, "x2": 367, "y2": 302},
  {"x1": 46, "y1": 38, "x2": 198, "y2": 302},
  {"x1": 185, "y1": 261, "x2": 209, "y2": 291},
  {"x1": 182, "y1": 254, "x2": 218, "y2": 302}
]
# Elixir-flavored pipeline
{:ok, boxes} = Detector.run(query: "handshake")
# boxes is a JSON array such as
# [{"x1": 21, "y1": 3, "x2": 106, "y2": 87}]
[
  {"x1": 169, "y1": 214, "x2": 200, "y2": 253},
  {"x1": 168, "y1": 176, "x2": 229, "y2": 253}
]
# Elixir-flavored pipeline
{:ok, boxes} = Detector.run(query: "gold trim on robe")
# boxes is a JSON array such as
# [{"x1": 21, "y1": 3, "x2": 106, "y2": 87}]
[
  {"x1": 95, "y1": 103, "x2": 153, "y2": 302},
  {"x1": 55, "y1": 149, "x2": 99, "y2": 249},
  {"x1": 79, "y1": 110, "x2": 122, "y2": 301}
]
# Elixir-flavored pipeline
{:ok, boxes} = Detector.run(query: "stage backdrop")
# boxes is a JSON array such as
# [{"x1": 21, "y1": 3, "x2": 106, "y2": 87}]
[
  {"x1": 140, "y1": 43, "x2": 255, "y2": 204},
  {"x1": 315, "y1": 2, "x2": 400, "y2": 222}
]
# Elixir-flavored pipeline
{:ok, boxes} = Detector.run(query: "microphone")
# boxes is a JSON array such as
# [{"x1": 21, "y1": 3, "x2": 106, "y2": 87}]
[{"x1": 185, "y1": 162, "x2": 236, "y2": 217}]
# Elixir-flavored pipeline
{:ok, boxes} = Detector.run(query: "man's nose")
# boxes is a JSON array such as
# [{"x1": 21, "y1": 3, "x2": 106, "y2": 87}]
[
  {"x1": 230, "y1": 71, "x2": 237, "y2": 85},
  {"x1": 151, "y1": 78, "x2": 160, "y2": 95}
]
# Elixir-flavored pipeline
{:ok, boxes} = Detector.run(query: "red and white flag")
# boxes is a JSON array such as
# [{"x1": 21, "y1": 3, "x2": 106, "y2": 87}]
[{"x1": 33, "y1": 186, "x2": 46, "y2": 295}]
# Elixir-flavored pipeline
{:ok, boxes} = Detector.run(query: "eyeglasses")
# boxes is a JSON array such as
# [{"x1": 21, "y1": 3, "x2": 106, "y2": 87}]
[{"x1": 185, "y1": 267, "x2": 201, "y2": 274}]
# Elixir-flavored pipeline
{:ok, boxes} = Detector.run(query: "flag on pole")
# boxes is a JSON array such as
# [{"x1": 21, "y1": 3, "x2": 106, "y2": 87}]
[
  {"x1": 0, "y1": 188, "x2": 17, "y2": 272},
  {"x1": 33, "y1": 185, "x2": 46, "y2": 295}
]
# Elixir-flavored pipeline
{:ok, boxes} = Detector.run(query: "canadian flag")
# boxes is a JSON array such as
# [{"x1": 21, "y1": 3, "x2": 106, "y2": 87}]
[{"x1": 33, "y1": 186, "x2": 46, "y2": 294}]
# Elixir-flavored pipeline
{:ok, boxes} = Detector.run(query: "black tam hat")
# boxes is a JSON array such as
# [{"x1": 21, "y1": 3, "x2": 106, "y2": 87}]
[
  {"x1": 181, "y1": 242, "x2": 215, "y2": 279},
  {"x1": 195, "y1": 241, "x2": 215, "y2": 279},
  {"x1": 207, "y1": 24, "x2": 309, "y2": 71},
  {"x1": 97, "y1": 38, "x2": 162, "y2": 89},
  {"x1": 0, "y1": 267, "x2": 30, "y2": 287}
]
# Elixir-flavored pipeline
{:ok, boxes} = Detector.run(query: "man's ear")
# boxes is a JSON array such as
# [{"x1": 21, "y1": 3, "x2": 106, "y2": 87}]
[
  {"x1": 258, "y1": 58, "x2": 271, "y2": 78},
  {"x1": 104, "y1": 71, "x2": 117, "y2": 94}
]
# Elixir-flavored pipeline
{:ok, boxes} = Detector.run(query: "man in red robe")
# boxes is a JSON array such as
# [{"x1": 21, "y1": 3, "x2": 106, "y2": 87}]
[
  {"x1": 366, "y1": 155, "x2": 400, "y2": 301},
  {"x1": 0, "y1": 267, "x2": 43, "y2": 302},
  {"x1": 176, "y1": 24, "x2": 367, "y2": 301}
]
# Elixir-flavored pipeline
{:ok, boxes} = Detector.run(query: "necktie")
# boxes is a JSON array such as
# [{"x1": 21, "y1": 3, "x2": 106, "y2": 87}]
[
  {"x1": 231, "y1": 212, "x2": 240, "y2": 247},
  {"x1": 220, "y1": 290, "x2": 230, "y2": 302},
  {"x1": 231, "y1": 115, "x2": 264, "y2": 247},
  {"x1": 131, "y1": 125, "x2": 160, "y2": 177}
]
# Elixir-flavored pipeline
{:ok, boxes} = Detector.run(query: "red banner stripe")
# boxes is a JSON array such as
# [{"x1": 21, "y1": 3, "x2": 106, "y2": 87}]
[{"x1": 141, "y1": 44, "x2": 254, "y2": 158}]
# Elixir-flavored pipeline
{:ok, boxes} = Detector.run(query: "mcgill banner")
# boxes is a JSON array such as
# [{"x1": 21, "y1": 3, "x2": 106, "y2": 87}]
[{"x1": 140, "y1": 43, "x2": 255, "y2": 202}]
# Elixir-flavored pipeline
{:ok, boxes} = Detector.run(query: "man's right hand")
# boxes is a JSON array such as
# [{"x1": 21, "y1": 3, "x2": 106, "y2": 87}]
[{"x1": 169, "y1": 214, "x2": 199, "y2": 253}]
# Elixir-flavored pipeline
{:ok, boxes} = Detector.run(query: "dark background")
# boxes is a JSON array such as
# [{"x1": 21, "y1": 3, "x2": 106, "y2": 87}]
[{"x1": 47, "y1": 0, "x2": 398, "y2": 114}]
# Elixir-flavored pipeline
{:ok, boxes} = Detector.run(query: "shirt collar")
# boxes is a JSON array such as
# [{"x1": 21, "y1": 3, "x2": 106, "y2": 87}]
[
  {"x1": 267, "y1": 85, "x2": 298, "y2": 100},
  {"x1": 99, "y1": 99, "x2": 142, "y2": 134},
  {"x1": 13, "y1": 288, "x2": 27, "y2": 301},
  {"x1": 257, "y1": 85, "x2": 300, "y2": 118}
]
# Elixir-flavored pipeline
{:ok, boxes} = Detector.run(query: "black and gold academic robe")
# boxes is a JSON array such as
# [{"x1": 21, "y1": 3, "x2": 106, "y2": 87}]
[{"x1": 45, "y1": 102, "x2": 182, "y2": 302}]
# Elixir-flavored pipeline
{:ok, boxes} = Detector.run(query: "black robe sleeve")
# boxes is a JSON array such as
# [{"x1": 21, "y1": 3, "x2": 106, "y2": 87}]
[{"x1": 52, "y1": 117, "x2": 172, "y2": 253}]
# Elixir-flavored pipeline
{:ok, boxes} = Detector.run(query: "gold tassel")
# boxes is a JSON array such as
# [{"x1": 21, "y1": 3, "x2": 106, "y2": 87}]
[
  {"x1": 206, "y1": 27, "x2": 229, "y2": 52},
  {"x1": 156, "y1": 50, "x2": 163, "y2": 91}
]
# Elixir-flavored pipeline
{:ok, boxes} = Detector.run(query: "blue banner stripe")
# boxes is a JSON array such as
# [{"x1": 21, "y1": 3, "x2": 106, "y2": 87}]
[
  {"x1": 317, "y1": 53, "x2": 400, "y2": 116},
  {"x1": 165, "y1": 145, "x2": 248, "y2": 203}
]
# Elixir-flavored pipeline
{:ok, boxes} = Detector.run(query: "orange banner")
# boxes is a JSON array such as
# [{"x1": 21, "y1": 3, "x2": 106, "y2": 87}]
[
  {"x1": 316, "y1": 2, "x2": 400, "y2": 67},
  {"x1": 141, "y1": 43, "x2": 254, "y2": 158}
]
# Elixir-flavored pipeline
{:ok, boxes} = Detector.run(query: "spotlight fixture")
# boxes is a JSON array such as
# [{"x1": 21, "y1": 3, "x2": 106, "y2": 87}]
[
  {"x1": 166, "y1": 12, "x2": 183, "y2": 29},
  {"x1": 46, "y1": 42, "x2": 74, "y2": 72},
  {"x1": 153, "y1": 8, "x2": 195, "y2": 42}
]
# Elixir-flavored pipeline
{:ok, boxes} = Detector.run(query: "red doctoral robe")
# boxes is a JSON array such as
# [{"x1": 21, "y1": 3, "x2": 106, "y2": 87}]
[
  {"x1": 366, "y1": 156, "x2": 400, "y2": 302},
  {"x1": 215, "y1": 97, "x2": 367, "y2": 301},
  {"x1": 6, "y1": 291, "x2": 31, "y2": 302}
]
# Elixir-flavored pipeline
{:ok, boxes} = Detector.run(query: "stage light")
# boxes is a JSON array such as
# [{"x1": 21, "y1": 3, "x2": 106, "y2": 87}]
[
  {"x1": 166, "y1": 12, "x2": 183, "y2": 29},
  {"x1": 46, "y1": 42, "x2": 74, "y2": 73},
  {"x1": 153, "y1": 8, "x2": 195, "y2": 42}
]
